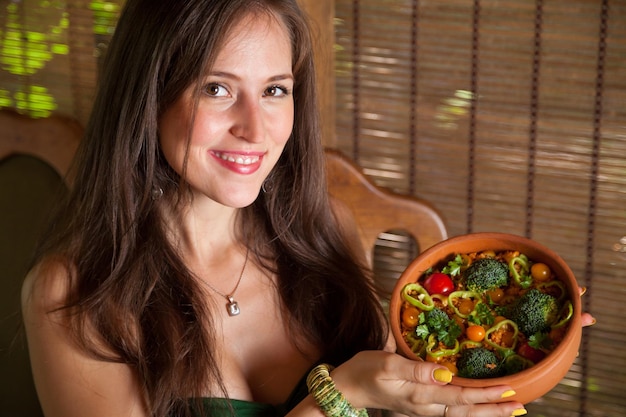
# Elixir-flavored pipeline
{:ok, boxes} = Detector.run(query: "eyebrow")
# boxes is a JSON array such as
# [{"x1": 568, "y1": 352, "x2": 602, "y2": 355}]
[{"x1": 209, "y1": 71, "x2": 294, "y2": 83}]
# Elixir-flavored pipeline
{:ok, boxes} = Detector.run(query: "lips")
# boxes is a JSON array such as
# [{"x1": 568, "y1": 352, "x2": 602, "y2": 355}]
[
  {"x1": 213, "y1": 151, "x2": 260, "y2": 165},
  {"x1": 211, "y1": 150, "x2": 263, "y2": 174}
]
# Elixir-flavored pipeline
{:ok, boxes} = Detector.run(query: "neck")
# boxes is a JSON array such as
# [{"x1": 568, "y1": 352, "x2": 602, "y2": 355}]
[{"x1": 163, "y1": 196, "x2": 241, "y2": 266}]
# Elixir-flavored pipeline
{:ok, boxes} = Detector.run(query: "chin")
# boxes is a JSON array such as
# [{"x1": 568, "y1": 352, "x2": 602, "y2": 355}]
[{"x1": 221, "y1": 190, "x2": 263, "y2": 209}]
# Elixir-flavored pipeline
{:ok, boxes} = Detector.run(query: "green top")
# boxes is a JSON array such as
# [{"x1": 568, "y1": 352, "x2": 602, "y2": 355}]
[
  {"x1": 190, "y1": 368, "x2": 310, "y2": 417},
  {"x1": 194, "y1": 398, "x2": 287, "y2": 417}
]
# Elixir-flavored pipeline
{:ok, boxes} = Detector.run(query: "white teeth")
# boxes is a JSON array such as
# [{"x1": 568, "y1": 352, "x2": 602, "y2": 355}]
[{"x1": 215, "y1": 152, "x2": 259, "y2": 165}]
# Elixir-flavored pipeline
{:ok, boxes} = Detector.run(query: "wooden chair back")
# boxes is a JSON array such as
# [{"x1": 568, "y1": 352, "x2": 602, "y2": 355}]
[
  {"x1": 324, "y1": 148, "x2": 448, "y2": 267},
  {"x1": 0, "y1": 109, "x2": 82, "y2": 186}
]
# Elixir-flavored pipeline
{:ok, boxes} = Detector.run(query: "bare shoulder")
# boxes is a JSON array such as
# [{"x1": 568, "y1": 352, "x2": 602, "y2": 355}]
[
  {"x1": 21, "y1": 258, "x2": 147, "y2": 417},
  {"x1": 21, "y1": 257, "x2": 72, "y2": 319}
]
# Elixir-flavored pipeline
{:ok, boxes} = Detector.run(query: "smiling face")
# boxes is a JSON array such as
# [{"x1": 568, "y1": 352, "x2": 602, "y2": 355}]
[{"x1": 159, "y1": 11, "x2": 294, "y2": 208}]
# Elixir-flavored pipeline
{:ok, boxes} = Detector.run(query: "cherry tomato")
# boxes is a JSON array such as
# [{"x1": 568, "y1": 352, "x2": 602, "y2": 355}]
[
  {"x1": 517, "y1": 341, "x2": 546, "y2": 363},
  {"x1": 401, "y1": 306, "x2": 421, "y2": 328},
  {"x1": 457, "y1": 298, "x2": 475, "y2": 315},
  {"x1": 423, "y1": 272, "x2": 455, "y2": 296},
  {"x1": 531, "y1": 263, "x2": 551, "y2": 281},
  {"x1": 486, "y1": 288, "x2": 505, "y2": 304},
  {"x1": 466, "y1": 325, "x2": 486, "y2": 342}
]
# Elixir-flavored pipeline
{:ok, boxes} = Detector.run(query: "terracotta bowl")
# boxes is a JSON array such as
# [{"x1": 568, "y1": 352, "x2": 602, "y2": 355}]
[{"x1": 389, "y1": 232, "x2": 582, "y2": 404}]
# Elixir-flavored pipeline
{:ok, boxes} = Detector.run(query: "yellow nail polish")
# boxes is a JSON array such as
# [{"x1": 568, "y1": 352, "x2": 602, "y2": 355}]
[
  {"x1": 579, "y1": 286, "x2": 588, "y2": 296},
  {"x1": 511, "y1": 408, "x2": 527, "y2": 417},
  {"x1": 500, "y1": 389, "x2": 516, "y2": 398},
  {"x1": 433, "y1": 368, "x2": 453, "y2": 383}
]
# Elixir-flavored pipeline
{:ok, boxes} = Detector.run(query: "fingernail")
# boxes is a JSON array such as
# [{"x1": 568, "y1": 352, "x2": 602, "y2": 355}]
[
  {"x1": 433, "y1": 368, "x2": 453, "y2": 383},
  {"x1": 579, "y1": 286, "x2": 587, "y2": 296},
  {"x1": 511, "y1": 408, "x2": 527, "y2": 416},
  {"x1": 500, "y1": 389, "x2": 516, "y2": 398}
]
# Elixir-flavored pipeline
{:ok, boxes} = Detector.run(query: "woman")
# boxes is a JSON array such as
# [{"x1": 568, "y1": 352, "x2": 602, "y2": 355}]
[{"x1": 21, "y1": 1, "x2": 551, "y2": 416}]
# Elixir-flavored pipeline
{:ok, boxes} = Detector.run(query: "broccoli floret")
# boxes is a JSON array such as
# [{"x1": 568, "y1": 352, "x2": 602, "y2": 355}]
[
  {"x1": 457, "y1": 347, "x2": 503, "y2": 379},
  {"x1": 464, "y1": 258, "x2": 509, "y2": 292},
  {"x1": 415, "y1": 308, "x2": 462, "y2": 347},
  {"x1": 501, "y1": 289, "x2": 559, "y2": 336},
  {"x1": 425, "y1": 307, "x2": 449, "y2": 327}
]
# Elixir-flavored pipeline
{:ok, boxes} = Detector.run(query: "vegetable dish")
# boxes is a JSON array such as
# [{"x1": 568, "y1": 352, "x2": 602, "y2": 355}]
[{"x1": 399, "y1": 250, "x2": 574, "y2": 379}]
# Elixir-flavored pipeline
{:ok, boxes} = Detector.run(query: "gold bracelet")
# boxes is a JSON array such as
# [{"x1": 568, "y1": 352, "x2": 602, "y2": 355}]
[{"x1": 306, "y1": 364, "x2": 368, "y2": 417}]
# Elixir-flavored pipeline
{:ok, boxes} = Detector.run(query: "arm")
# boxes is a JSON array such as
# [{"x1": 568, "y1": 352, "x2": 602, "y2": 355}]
[{"x1": 21, "y1": 260, "x2": 148, "y2": 417}]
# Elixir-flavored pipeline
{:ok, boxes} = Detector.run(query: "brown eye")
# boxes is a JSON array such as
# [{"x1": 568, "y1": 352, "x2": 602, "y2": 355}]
[
  {"x1": 265, "y1": 85, "x2": 289, "y2": 97},
  {"x1": 205, "y1": 83, "x2": 227, "y2": 97}
]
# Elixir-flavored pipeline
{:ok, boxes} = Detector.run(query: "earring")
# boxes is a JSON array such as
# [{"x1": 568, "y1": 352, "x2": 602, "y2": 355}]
[
  {"x1": 261, "y1": 178, "x2": 273, "y2": 193},
  {"x1": 151, "y1": 187, "x2": 164, "y2": 200}
]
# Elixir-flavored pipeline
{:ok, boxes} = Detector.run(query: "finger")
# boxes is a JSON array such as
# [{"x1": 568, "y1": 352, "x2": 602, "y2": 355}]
[
  {"x1": 405, "y1": 359, "x2": 454, "y2": 385},
  {"x1": 440, "y1": 384, "x2": 519, "y2": 405},
  {"x1": 444, "y1": 402, "x2": 527, "y2": 417},
  {"x1": 401, "y1": 385, "x2": 524, "y2": 417},
  {"x1": 403, "y1": 360, "x2": 519, "y2": 401},
  {"x1": 402, "y1": 370, "x2": 520, "y2": 408},
  {"x1": 581, "y1": 312, "x2": 596, "y2": 327}
]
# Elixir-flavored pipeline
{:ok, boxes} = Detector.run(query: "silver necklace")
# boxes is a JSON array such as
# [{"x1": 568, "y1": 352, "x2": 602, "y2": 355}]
[{"x1": 201, "y1": 248, "x2": 249, "y2": 316}]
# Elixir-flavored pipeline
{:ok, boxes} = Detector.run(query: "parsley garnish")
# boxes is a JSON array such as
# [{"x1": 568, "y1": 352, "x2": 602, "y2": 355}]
[
  {"x1": 528, "y1": 331, "x2": 553, "y2": 350},
  {"x1": 442, "y1": 254, "x2": 464, "y2": 277},
  {"x1": 415, "y1": 309, "x2": 462, "y2": 347},
  {"x1": 468, "y1": 302, "x2": 495, "y2": 326}
]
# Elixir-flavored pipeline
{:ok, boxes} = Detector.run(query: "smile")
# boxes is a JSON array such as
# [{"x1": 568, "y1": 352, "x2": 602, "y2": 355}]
[{"x1": 213, "y1": 151, "x2": 260, "y2": 166}]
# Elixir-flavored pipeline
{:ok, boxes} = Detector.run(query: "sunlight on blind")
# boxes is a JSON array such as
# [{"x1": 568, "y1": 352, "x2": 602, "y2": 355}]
[
  {"x1": 0, "y1": 0, "x2": 123, "y2": 122},
  {"x1": 336, "y1": 0, "x2": 626, "y2": 416}
]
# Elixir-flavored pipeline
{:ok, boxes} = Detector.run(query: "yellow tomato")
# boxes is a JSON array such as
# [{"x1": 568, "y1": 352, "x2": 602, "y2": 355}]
[
  {"x1": 486, "y1": 288, "x2": 505, "y2": 304},
  {"x1": 458, "y1": 299, "x2": 475, "y2": 315},
  {"x1": 467, "y1": 325, "x2": 486, "y2": 342},
  {"x1": 531, "y1": 263, "x2": 551, "y2": 281},
  {"x1": 402, "y1": 306, "x2": 421, "y2": 328}
]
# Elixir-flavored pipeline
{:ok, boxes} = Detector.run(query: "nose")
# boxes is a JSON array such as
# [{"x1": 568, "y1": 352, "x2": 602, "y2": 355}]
[{"x1": 230, "y1": 94, "x2": 264, "y2": 143}]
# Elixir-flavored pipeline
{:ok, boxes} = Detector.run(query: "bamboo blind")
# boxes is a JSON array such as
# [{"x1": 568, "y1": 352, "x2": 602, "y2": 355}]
[{"x1": 336, "y1": 0, "x2": 626, "y2": 416}]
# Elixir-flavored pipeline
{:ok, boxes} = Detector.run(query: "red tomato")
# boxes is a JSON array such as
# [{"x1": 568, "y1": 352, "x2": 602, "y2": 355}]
[
  {"x1": 423, "y1": 272, "x2": 455, "y2": 295},
  {"x1": 517, "y1": 342, "x2": 546, "y2": 363}
]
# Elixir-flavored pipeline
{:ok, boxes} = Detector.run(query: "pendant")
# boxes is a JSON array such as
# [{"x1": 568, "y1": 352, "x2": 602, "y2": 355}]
[{"x1": 226, "y1": 296, "x2": 240, "y2": 316}]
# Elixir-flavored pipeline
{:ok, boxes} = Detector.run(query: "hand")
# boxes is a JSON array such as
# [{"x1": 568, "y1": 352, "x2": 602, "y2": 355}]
[{"x1": 331, "y1": 351, "x2": 526, "y2": 417}]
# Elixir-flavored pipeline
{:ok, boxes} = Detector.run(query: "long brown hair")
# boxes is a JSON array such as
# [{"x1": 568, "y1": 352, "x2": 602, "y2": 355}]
[{"x1": 33, "y1": 0, "x2": 387, "y2": 415}]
